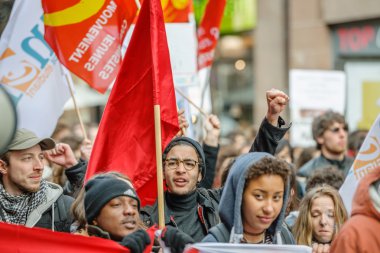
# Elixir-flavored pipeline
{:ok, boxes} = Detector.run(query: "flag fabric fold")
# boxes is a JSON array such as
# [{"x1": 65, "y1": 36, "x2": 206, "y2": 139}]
[
  {"x1": 42, "y1": 0, "x2": 139, "y2": 93},
  {"x1": 0, "y1": 221, "x2": 157, "y2": 253},
  {"x1": 86, "y1": 0, "x2": 179, "y2": 206}
]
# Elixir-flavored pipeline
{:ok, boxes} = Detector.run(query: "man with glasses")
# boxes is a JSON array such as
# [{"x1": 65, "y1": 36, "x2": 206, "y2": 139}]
[
  {"x1": 298, "y1": 110, "x2": 353, "y2": 179},
  {"x1": 141, "y1": 89, "x2": 291, "y2": 242}
]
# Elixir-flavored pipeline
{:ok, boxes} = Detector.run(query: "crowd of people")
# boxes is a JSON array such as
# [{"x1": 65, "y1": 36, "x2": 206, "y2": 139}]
[{"x1": 0, "y1": 89, "x2": 378, "y2": 253}]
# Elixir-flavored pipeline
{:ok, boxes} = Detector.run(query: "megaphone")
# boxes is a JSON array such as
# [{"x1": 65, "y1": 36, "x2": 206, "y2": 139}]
[{"x1": 0, "y1": 85, "x2": 17, "y2": 154}]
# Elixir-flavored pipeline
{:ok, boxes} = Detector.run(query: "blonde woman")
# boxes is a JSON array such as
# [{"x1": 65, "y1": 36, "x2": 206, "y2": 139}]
[{"x1": 293, "y1": 185, "x2": 347, "y2": 253}]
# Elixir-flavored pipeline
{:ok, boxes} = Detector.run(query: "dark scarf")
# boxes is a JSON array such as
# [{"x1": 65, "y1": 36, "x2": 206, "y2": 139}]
[{"x1": 0, "y1": 180, "x2": 47, "y2": 225}]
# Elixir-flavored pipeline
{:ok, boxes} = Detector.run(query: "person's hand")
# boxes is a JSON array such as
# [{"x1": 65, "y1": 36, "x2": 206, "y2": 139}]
[
  {"x1": 120, "y1": 229, "x2": 151, "y2": 253},
  {"x1": 176, "y1": 108, "x2": 189, "y2": 137},
  {"x1": 80, "y1": 139, "x2": 92, "y2": 161},
  {"x1": 203, "y1": 114, "x2": 221, "y2": 147},
  {"x1": 266, "y1": 88, "x2": 289, "y2": 126},
  {"x1": 161, "y1": 226, "x2": 194, "y2": 253},
  {"x1": 44, "y1": 143, "x2": 78, "y2": 169},
  {"x1": 312, "y1": 243, "x2": 330, "y2": 253}
]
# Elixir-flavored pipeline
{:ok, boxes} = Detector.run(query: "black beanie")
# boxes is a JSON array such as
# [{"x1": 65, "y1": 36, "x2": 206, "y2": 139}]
[
  {"x1": 162, "y1": 136, "x2": 206, "y2": 181},
  {"x1": 84, "y1": 176, "x2": 140, "y2": 224}
]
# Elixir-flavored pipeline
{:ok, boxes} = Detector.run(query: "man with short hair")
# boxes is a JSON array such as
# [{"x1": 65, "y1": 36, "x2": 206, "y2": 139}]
[
  {"x1": 141, "y1": 89, "x2": 291, "y2": 241},
  {"x1": 298, "y1": 111, "x2": 354, "y2": 178},
  {"x1": 0, "y1": 128, "x2": 73, "y2": 232}
]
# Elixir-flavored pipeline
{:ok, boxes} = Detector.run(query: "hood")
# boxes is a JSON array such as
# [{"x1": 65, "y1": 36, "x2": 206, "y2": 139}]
[
  {"x1": 351, "y1": 167, "x2": 380, "y2": 221},
  {"x1": 218, "y1": 152, "x2": 290, "y2": 243}
]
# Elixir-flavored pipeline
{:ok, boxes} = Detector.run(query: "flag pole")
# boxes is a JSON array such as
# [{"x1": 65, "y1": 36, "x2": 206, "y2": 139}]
[
  {"x1": 154, "y1": 105, "x2": 165, "y2": 229},
  {"x1": 63, "y1": 73, "x2": 89, "y2": 141},
  {"x1": 175, "y1": 87, "x2": 208, "y2": 117}
]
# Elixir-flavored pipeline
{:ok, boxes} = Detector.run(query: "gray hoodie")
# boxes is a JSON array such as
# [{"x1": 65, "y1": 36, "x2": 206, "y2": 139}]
[{"x1": 203, "y1": 152, "x2": 293, "y2": 244}]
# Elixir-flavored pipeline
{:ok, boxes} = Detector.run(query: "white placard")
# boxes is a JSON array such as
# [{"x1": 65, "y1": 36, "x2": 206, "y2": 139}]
[{"x1": 289, "y1": 69, "x2": 346, "y2": 147}]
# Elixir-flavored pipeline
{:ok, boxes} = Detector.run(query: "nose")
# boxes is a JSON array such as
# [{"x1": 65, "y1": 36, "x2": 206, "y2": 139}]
[
  {"x1": 124, "y1": 204, "x2": 137, "y2": 215},
  {"x1": 320, "y1": 214, "x2": 328, "y2": 226},
  {"x1": 175, "y1": 161, "x2": 186, "y2": 173},
  {"x1": 34, "y1": 158, "x2": 44, "y2": 170},
  {"x1": 262, "y1": 200, "x2": 274, "y2": 214}
]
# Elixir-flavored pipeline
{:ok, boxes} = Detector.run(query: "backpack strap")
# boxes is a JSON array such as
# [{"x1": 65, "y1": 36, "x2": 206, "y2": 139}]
[{"x1": 208, "y1": 223, "x2": 230, "y2": 242}]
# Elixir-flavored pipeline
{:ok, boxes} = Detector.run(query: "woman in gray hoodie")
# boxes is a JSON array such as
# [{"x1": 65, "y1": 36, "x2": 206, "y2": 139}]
[{"x1": 202, "y1": 152, "x2": 295, "y2": 244}]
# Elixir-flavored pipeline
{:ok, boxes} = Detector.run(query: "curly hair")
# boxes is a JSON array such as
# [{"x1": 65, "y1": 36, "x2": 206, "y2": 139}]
[
  {"x1": 312, "y1": 111, "x2": 347, "y2": 150},
  {"x1": 293, "y1": 185, "x2": 347, "y2": 246},
  {"x1": 305, "y1": 166, "x2": 344, "y2": 192},
  {"x1": 244, "y1": 157, "x2": 291, "y2": 190}
]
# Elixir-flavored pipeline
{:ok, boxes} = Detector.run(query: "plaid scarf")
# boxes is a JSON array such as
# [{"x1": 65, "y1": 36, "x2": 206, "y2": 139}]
[{"x1": 0, "y1": 180, "x2": 47, "y2": 225}]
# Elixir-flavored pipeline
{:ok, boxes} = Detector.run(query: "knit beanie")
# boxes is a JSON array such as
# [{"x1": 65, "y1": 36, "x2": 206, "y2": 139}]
[
  {"x1": 84, "y1": 176, "x2": 140, "y2": 224},
  {"x1": 162, "y1": 136, "x2": 206, "y2": 180}
]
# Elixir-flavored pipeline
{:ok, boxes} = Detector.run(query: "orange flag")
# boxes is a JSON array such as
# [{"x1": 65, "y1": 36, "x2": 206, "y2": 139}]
[
  {"x1": 86, "y1": 0, "x2": 179, "y2": 206},
  {"x1": 42, "y1": 0, "x2": 139, "y2": 93}
]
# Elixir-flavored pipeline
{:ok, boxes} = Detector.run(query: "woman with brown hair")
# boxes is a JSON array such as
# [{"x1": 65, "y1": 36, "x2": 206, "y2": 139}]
[{"x1": 293, "y1": 185, "x2": 347, "y2": 252}]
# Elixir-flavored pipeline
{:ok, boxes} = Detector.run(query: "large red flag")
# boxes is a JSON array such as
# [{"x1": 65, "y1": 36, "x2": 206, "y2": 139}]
[
  {"x1": 42, "y1": 0, "x2": 138, "y2": 93},
  {"x1": 86, "y1": 0, "x2": 179, "y2": 206},
  {"x1": 197, "y1": 0, "x2": 226, "y2": 70},
  {"x1": 0, "y1": 222, "x2": 156, "y2": 253}
]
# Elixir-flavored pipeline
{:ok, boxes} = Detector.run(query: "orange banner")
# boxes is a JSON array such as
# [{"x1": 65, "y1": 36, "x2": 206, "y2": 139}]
[{"x1": 42, "y1": 0, "x2": 139, "y2": 93}]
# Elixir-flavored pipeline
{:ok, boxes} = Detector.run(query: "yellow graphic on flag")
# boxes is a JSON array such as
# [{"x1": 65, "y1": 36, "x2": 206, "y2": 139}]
[
  {"x1": 44, "y1": 0, "x2": 106, "y2": 27},
  {"x1": 353, "y1": 136, "x2": 380, "y2": 180}
]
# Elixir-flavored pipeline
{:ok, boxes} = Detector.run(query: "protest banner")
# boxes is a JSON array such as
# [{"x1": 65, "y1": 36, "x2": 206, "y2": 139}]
[{"x1": 0, "y1": 0, "x2": 71, "y2": 137}]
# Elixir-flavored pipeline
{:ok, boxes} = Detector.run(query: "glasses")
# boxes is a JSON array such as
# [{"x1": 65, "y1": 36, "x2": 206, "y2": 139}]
[
  {"x1": 165, "y1": 158, "x2": 199, "y2": 171},
  {"x1": 328, "y1": 126, "x2": 348, "y2": 133}
]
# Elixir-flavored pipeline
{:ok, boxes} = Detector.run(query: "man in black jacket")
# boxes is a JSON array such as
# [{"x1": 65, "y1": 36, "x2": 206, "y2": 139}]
[
  {"x1": 0, "y1": 128, "x2": 73, "y2": 232},
  {"x1": 140, "y1": 89, "x2": 291, "y2": 241}
]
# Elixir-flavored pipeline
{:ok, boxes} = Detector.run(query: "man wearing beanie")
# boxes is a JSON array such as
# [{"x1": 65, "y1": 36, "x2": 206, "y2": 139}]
[
  {"x1": 84, "y1": 176, "x2": 193, "y2": 253},
  {"x1": 141, "y1": 89, "x2": 291, "y2": 242},
  {"x1": 0, "y1": 128, "x2": 74, "y2": 232}
]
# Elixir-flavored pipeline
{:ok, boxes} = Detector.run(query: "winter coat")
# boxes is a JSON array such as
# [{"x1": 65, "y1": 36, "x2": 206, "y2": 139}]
[
  {"x1": 28, "y1": 182, "x2": 73, "y2": 232},
  {"x1": 297, "y1": 155, "x2": 353, "y2": 178},
  {"x1": 330, "y1": 167, "x2": 380, "y2": 253}
]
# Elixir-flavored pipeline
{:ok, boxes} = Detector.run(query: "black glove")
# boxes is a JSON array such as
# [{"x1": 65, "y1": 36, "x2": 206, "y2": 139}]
[
  {"x1": 120, "y1": 229, "x2": 151, "y2": 253},
  {"x1": 161, "y1": 226, "x2": 195, "y2": 253}
]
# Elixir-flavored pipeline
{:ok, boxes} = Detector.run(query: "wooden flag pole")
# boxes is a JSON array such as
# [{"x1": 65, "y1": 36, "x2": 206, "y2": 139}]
[
  {"x1": 64, "y1": 73, "x2": 89, "y2": 141},
  {"x1": 154, "y1": 105, "x2": 165, "y2": 229},
  {"x1": 175, "y1": 87, "x2": 208, "y2": 117}
]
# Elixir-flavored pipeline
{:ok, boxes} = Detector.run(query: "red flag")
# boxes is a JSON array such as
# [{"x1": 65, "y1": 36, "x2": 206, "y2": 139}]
[
  {"x1": 0, "y1": 222, "x2": 156, "y2": 253},
  {"x1": 86, "y1": 0, "x2": 179, "y2": 206},
  {"x1": 197, "y1": 0, "x2": 226, "y2": 70},
  {"x1": 42, "y1": 0, "x2": 138, "y2": 93}
]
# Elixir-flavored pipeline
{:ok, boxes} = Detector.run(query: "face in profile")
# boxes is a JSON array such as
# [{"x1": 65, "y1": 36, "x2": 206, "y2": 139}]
[
  {"x1": 242, "y1": 174, "x2": 284, "y2": 234},
  {"x1": 93, "y1": 196, "x2": 139, "y2": 241},
  {"x1": 164, "y1": 145, "x2": 202, "y2": 195},
  {"x1": 310, "y1": 195, "x2": 335, "y2": 243}
]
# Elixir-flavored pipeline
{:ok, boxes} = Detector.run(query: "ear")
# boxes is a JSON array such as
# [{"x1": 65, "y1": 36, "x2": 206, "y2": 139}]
[
  {"x1": 0, "y1": 160, "x2": 7, "y2": 175},
  {"x1": 92, "y1": 219, "x2": 98, "y2": 226},
  {"x1": 316, "y1": 135, "x2": 325, "y2": 146},
  {"x1": 197, "y1": 170, "x2": 202, "y2": 183}
]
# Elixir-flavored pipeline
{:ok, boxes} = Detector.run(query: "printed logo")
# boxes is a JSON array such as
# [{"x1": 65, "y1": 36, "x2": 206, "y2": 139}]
[{"x1": 124, "y1": 189, "x2": 136, "y2": 198}]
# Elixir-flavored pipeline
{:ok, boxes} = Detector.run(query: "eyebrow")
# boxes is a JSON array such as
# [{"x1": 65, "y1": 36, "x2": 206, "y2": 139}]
[{"x1": 252, "y1": 189, "x2": 284, "y2": 194}]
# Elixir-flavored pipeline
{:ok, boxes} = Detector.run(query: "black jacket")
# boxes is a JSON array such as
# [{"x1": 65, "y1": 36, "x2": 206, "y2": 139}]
[{"x1": 140, "y1": 117, "x2": 289, "y2": 241}]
